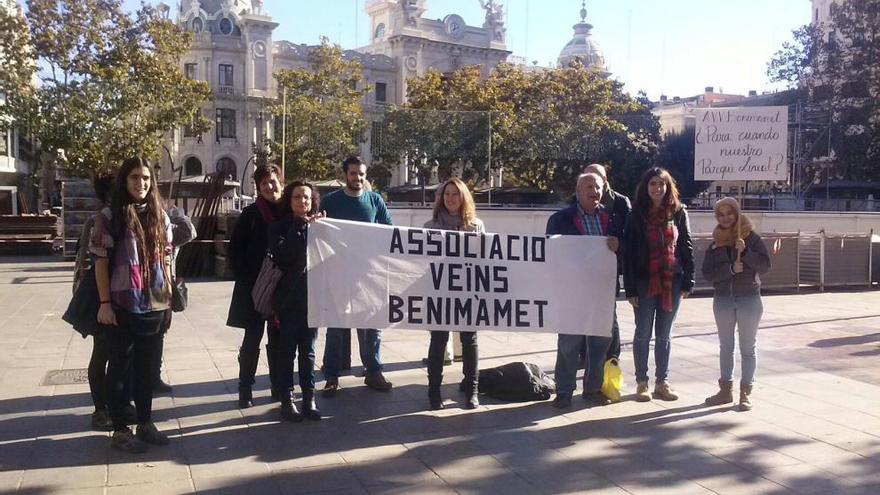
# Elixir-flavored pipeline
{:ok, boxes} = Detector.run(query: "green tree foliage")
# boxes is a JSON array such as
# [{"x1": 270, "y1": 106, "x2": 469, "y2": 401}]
[
  {"x1": 656, "y1": 126, "x2": 709, "y2": 201},
  {"x1": 269, "y1": 38, "x2": 367, "y2": 181},
  {"x1": 0, "y1": 0, "x2": 212, "y2": 176},
  {"x1": 767, "y1": 24, "x2": 822, "y2": 90},
  {"x1": 768, "y1": 1, "x2": 880, "y2": 182},
  {"x1": 375, "y1": 61, "x2": 660, "y2": 199}
]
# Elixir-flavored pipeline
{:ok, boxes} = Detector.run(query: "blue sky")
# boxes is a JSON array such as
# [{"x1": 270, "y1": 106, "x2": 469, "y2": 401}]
[{"x1": 118, "y1": 0, "x2": 811, "y2": 100}]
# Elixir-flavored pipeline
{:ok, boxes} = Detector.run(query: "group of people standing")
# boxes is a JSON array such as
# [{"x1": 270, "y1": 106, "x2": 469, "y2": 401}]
[
  {"x1": 75, "y1": 154, "x2": 770, "y2": 455},
  {"x1": 548, "y1": 164, "x2": 770, "y2": 413}
]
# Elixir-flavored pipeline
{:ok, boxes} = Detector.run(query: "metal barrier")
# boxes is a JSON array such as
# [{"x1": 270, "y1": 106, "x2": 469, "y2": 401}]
[{"x1": 692, "y1": 233, "x2": 801, "y2": 292}]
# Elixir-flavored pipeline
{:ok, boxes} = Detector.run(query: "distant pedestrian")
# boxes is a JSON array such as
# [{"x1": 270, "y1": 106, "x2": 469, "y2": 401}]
[
  {"x1": 623, "y1": 167, "x2": 694, "y2": 402},
  {"x1": 702, "y1": 197, "x2": 770, "y2": 411}
]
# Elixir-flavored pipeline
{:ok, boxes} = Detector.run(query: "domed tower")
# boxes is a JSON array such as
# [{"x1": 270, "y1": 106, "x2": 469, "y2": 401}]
[{"x1": 557, "y1": 1, "x2": 606, "y2": 73}]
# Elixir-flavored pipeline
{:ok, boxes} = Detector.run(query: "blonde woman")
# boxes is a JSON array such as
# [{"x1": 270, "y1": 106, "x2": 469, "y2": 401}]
[
  {"x1": 702, "y1": 198, "x2": 770, "y2": 410},
  {"x1": 424, "y1": 178, "x2": 485, "y2": 410}
]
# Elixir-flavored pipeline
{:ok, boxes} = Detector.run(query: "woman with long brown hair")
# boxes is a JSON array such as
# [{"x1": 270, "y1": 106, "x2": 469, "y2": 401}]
[
  {"x1": 424, "y1": 178, "x2": 485, "y2": 410},
  {"x1": 622, "y1": 167, "x2": 694, "y2": 402},
  {"x1": 91, "y1": 157, "x2": 176, "y2": 453}
]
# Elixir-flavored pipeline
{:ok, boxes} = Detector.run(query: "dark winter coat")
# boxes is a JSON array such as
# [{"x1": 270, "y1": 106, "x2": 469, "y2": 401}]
[
  {"x1": 226, "y1": 202, "x2": 279, "y2": 328},
  {"x1": 268, "y1": 216, "x2": 309, "y2": 320},
  {"x1": 622, "y1": 207, "x2": 695, "y2": 298}
]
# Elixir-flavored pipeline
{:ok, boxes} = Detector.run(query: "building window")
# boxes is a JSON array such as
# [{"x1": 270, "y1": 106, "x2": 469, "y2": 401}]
[
  {"x1": 219, "y1": 17, "x2": 234, "y2": 36},
  {"x1": 374, "y1": 23, "x2": 386, "y2": 39},
  {"x1": 216, "y1": 157, "x2": 237, "y2": 180},
  {"x1": 371, "y1": 121, "x2": 382, "y2": 155},
  {"x1": 219, "y1": 64, "x2": 234, "y2": 94},
  {"x1": 184, "y1": 156, "x2": 202, "y2": 177},
  {"x1": 191, "y1": 17, "x2": 204, "y2": 33},
  {"x1": 216, "y1": 108, "x2": 236, "y2": 139},
  {"x1": 185, "y1": 63, "x2": 197, "y2": 80},
  {"x1": 375, "y1": 82, "x2": 387, "y2": 103},
  {"x1": 0, "y1": 128, "x2": 9, "y2": 157}
]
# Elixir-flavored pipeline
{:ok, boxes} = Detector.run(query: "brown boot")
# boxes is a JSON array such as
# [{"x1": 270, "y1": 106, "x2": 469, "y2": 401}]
[
  {"x1": 705, "y1": 380, "x2": 734, "y2": 406},
  {"x1": 739, "y1": 382, "x2": 753, "y2": 411},
  {"x1": 652, "y1": 380, "x2": 679, "y2": 401},
  {"x1": 634, "y1": 380, "x2": 652, "y2": 402}
]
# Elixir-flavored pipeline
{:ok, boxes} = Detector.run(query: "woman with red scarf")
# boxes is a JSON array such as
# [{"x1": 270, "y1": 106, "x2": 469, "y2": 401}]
[
  {"x1": 623, "y1": 167, "x2": 694, "y2": 402},
  {"x1": 227, "y1": 165, "x2": 284, "y2": 408}
]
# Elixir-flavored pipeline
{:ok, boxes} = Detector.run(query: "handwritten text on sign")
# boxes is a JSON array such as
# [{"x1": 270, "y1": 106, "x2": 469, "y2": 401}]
[
  {"x1": 306, "y1": 219, "x2": 616, "y2": 336},
  {"x1": 694, "y1": 106, "x2": 789, "y2": 181}
]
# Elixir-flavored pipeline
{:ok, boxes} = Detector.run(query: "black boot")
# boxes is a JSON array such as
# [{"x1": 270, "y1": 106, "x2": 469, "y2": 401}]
[
  {"x1": 237, "y1": 345, "x2": 259, "y2": 407},
  {"x1": 301, "y1": 389, "x2": 322, "y2": 421},
  {"x1": 280, "y1": 392, "x2": 302, "y2": 422},
  {"x1": 461, "y1": 333, "x2": 479, "y2": 409},
  {"x1": 428, "y1": 383, "x2": 443, "y2": 410},
  {"x1": 238, "y1": 385, "x2": 253, "y2": 409},
  {"x1": 266, "y1": 343, "x2": 281, "y2": 402},
  {"x1": 427, "y1": 333, "x2": 445, "y2": 410}
]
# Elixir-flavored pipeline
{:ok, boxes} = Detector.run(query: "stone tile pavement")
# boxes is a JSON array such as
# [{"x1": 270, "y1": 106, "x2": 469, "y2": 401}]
[{"x1": 0, "y1": 256, "x2": 879, "y2": 494}]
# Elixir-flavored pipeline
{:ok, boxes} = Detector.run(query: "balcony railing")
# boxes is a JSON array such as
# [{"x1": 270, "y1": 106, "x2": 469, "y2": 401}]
[{"x1": 218, "y1": 86, "x2": 235, "y2": 96}]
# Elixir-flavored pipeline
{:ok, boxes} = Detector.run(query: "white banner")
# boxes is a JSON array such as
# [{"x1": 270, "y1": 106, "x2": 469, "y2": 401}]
[
  {"x1": 694, "y1": 106, "x2": 789, "y2": 181},
  {"x1": 306, "y1": 219, "x2": 616, "y2": 336}
]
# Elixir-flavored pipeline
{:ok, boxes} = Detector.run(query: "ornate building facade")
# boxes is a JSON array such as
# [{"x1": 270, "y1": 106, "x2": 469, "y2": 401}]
[{"x1": 162, "y1": 0, "x2": 511, "y2": 196}]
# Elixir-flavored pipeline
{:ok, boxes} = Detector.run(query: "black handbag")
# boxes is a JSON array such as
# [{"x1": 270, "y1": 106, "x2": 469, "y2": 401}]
[
  {"x1": 171, "y1": 277, "x2": 187, "y2": 312},
  {"x1": 62, "y1": 267, "x2": 101, "y2": 338}
]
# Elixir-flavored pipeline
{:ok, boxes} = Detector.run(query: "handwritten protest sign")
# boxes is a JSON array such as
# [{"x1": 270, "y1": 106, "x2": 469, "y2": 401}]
[
  {"x1": 694, "y1": 106, "x2": 789, "y2": 181},
  {"x1": 306, "y1": 219, "x2": 616, "y2": 336}
]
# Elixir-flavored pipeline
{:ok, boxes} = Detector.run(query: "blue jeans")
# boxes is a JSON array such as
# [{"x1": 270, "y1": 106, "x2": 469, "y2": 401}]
[
  {"x1": 323, "y1": 327, "x2": 383, "y2": 379},
  {"x1": 632, "y1": 277, "x2": 682, "y2": 383},
  {"x1": 278, "y1": 311, "x2": 318, "y2": 391},
  {"x1": 555, "y1": 334, "x2": 612, "y2": 395},
  {"x1": 713, "y1": 295, "x2": 762, "y2": 385}
]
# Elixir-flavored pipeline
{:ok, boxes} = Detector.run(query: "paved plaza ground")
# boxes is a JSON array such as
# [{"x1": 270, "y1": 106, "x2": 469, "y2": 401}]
[{"x1": 0, "y1": 255, "x2": 879, "y2": 494}]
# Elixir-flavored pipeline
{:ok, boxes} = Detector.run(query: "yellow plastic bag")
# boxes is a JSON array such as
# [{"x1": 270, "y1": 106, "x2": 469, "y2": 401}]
[{"x1": 601, "y1": 358, "x2": 624, "y2": 402}]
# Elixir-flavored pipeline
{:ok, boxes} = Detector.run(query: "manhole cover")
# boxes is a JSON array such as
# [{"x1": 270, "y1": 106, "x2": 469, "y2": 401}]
[{"x1": 41, "y1": 368, "x2": 89, "y2": 386}]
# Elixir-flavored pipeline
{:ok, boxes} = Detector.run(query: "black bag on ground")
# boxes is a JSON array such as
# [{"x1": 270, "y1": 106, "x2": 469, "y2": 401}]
[
  {"x1": 63, "y1": 267, "x2": 100, "y2": 338},
  {"x1": 477, "y1": 362, "x2": 555, "y2": 402}
]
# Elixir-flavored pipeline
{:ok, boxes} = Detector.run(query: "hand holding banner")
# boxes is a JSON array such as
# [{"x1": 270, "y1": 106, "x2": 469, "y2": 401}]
[{"x1": 306, "y1": 219, "x2": 616, "y2": 336}]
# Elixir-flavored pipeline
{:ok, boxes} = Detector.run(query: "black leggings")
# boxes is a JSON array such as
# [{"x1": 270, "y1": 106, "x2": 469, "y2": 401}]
[
  {"x1": 88, "y1": 332, "x2": 110, "y2": 410},
  {"x1": 105, "y1": 310, "x2": 164, "y2": 430}
]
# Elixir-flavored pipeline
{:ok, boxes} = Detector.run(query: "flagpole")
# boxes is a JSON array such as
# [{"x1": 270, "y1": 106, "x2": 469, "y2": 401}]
[{"x1": 281, "y1": 86, "x2": 287, "y2": 180}]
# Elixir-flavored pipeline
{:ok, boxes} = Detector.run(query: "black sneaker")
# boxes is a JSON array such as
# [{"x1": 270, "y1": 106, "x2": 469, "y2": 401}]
[
  {"x1": 135, "y1": 422, "x2": 170, "y2": 446},
  {"x1": 90, "y1": 409, "x2": 113, "y2": 431},
  {"x1": 111, "y1": 428, "x2": 148, "y2": 454}
]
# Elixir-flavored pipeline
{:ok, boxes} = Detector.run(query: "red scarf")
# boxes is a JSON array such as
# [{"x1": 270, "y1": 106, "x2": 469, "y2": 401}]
[
  {"x1": 255, "y1": 196, "x2": 279, "y2": 224},
  {"x1": 646, "y1": 208, "x2": 678, "y2": 312}
]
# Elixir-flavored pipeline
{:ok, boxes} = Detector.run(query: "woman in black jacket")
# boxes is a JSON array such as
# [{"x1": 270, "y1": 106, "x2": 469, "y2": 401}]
[
  {"x1": 227, "y1": 165, "x2": 283, "y2": 408},
  {"x1": 267, "y1": 181, "x2": 323, "y2": 422},
  {"x1": 623, "y1": 167, "x2": 694, "y2": 403}
]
